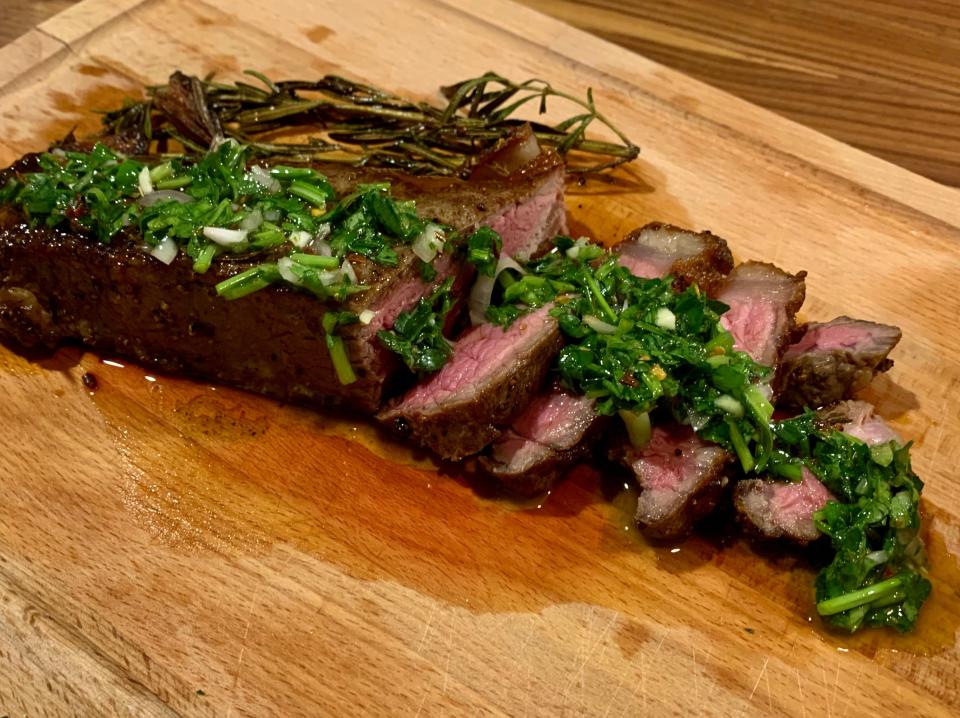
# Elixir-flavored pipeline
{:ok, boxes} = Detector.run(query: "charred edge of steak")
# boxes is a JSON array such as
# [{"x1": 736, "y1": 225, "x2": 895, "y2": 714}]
[
  {"x1": 378, "y1": 309, "x2": 564, "y2": 461},
  {"x1": 611, "y1": 426, "x2": 733, "y2": 541},
  {"x1": 615, "y1": 222, "x2": 735, "y2": 296},
  {"x1": 775, "y1": 316, "x2": 902, "y2": 409},
  {"x1": 733, "y1": 470, "x2": 833, "y2": 544},
  {"x1": 0, "y1": 224, "x2": 398, "y2": 412},
  {"x1": 480, "y1": 414, "x2": 609, "y2": 497}
]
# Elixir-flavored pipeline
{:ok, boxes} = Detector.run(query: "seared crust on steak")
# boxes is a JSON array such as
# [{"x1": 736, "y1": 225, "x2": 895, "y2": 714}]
[
  {"x1": 615, "y1": 222, "x2": 734, "y2": 295},
  {"x1": 776, "y1": 316, "x2": 901, "y2": 408}
]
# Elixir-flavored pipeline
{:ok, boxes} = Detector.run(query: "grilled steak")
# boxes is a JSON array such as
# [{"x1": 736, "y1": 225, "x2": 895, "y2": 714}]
[
  {"x1": 820, "y1": 400, "x2": 902, "y2": 446},
  {"x1": 481, "y1": 224, "x2": 736, "y2": 495},
  {"x1": 716, "y1": 262, "x2": 806, "y2": 369},
  {"x1": 734, "y1": 469, "x2": 833, "y2": 544},
  {"x1": 735, "y1": 400, "x2": 899, "y2": 543},
  {"x1": 479, "y1": 386, "x2": 605, "y2": 495},
  {"x1": 777, "y1": 316, "x2": 901, "y2": 408},
  {"x1": 378, "y1": 305, "x2": 564, "y2": 460},
  {"x1": 0, "y1": 152, "x2": 566, "y2": 413},
  {"x1": 613, "y1": 425, "x2": 732, "y2": 540},
  {"x1": 614, "y1": 222, "x2": 733, "y2": 295}
]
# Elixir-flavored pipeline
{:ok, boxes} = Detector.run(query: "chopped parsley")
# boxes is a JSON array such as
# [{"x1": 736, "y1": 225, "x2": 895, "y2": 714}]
[
  {"x1": 377, "y1": 278, "x2": 455, "y2": 374},
  {"x1": 774, "y1": 413, "x2": 930, "y2": 632},
  {"x1": 0, "y1": 141, "x2": 450, "y2": 384},
  {"x1": 484, "y1": 235, "x2": 930, "y2": 632}
]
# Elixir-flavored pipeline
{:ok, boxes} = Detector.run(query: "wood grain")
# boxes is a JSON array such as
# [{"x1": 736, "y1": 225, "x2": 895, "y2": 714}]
[
  {"x1": 4, "y1": 0, "x2": 960, "y2": 187},
  {"x1": 516, "y1": 0, "x2": 960, "y2": 187},
  {"x1": 0, "y1": 0, "x2": 959, "y2": 716}
]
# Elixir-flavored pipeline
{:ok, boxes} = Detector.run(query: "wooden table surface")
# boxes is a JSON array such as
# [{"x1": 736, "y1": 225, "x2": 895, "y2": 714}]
[
  {"x1": 3, "y1": 0, "x2": 959, "y2": 186},
  {"x1": 1, "y1": 1, "x2": 960, "y2": 716}
]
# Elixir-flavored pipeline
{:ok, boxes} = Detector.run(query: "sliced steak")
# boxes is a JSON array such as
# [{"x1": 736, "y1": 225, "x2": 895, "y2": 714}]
[
  {"x1": 734, "y1": 401, "x2": 898, "y2": 543},
  {"x1": 378, "y1": 305, "x2": 564, "y2": 460},
  {"x1": 614, "y1": 222, "x2": 734, "y2": 295},
  {"x1": 479, "y1": 386, "x2": 605, "y2": 495},
  {"x1": 776, "y1": 316, "x2": 902, "y2": 408},
  {"x1": 482, "y1": 224, "x2": 736, "y2": 495},
  {"x1": 734, "y1": 469, "x2": 834, "y2": 544},
  {"x1": 821, "y1": 399, "x2": 902, "y2": 446},
  {"x1": 716, "y1": 261, "x2": 806, "y2": 369},
  {"x1": 0, "y1": 150, "x2": 566, "y2": 413},
  {"x1": 613, "y1": 425, "x2": 733, "y2": 540}
]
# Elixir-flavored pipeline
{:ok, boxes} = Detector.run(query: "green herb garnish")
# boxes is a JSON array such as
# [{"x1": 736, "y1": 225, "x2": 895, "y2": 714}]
[
  {"x1": 772, "y1": 413, "x2": 930, "y2": 632},
  {"x1": 377, "y1": 278, "x2": 455, "y2": 374},
  {"x1": 100, "y1": 70, "x2": 639, "y2": 175}
]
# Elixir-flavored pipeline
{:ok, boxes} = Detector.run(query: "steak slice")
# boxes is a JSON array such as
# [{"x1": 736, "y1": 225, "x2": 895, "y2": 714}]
[
  {"x1": 614, "y1": 222, "x2": 734, "y2": 295},
  {"x1": 479, "y1": 386, "x2": 605, "y2": 495},
  {"x1": 734, "y1": 469, "x2": 834, "y2": 544},
  {"x1": 481, "y1": 224, "x2": 736, "y2": 495},
  {"x1": 776, "y1": 316, "x2": 902, "y2": 408},
  {"x1": 0, "y1": 150, "x2": 566, "y2": 413},
  {"x1": 734, "y1": 401, "x2": 899, "y2": 543},
  {"x1": 716, "y1": 261, "x2": 806, "y2": 369},
  {"x1": 613, "y1": 425, "x2": 733, "y2": 540},
  {"x1": 820, "y1": 399, "x2": 902, "y2": 447},
  {"x1": 378, "y1": 305, "x2": 564, "y2": 460}
]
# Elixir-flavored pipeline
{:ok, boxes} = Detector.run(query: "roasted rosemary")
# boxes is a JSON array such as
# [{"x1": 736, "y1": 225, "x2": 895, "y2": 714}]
[{"x1": 99, "y1": 71, "x2": 639, "y2": 175}]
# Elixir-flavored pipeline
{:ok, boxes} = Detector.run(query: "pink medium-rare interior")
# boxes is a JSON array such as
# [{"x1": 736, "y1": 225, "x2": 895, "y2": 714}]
[
  {"x1": 486, "y1": 171, "x2": 567, "y2": 260},
  {"x1": 396, "y1": 305, "x2": 555, "y2": 411},
  {"x1": 630, "y1": 426, "x2": 727, "y2": 518},
  {"x1": 765, "y1": 469, "x2": 833, "y2": 535},
  {"x1": 510, "y1": 389, "x2": 596, "y2": 450}
]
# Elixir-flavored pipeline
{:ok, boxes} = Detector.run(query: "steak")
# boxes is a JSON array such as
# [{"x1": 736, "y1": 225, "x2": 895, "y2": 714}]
[
  {"x1": 820, "y1": 399, "x2": 902, "y2": 446},
  {"x1": 0, "y1": 150, "x2": 567, "y2": 413},
  {"x1": 716, "y1": 262, "x2": 806, "y2": 369},
  {"x1": 481, "y1": 224, "x2": 736, "y2": 495},
  {"x1": 613, "y1": 425, "x2": 733, "y2": 540},
  {"x1": 479, "y1": 386, "x2": 605, "y2": 495},
  {"x1": 378, "y1": 305, "x2": 564, "y2": 460},
  {"x1": 734, "y1": 469, "x2": 834, "y2": 544},
  {"x1": 734, "y1": 400, "x2": 898, "y2": 543},
  {"x1": 776, "y1": 316, "x2": 901, "y2": 408},
  {"x1": 614, "y1": 222, "x2": 734, "y2": 295}
]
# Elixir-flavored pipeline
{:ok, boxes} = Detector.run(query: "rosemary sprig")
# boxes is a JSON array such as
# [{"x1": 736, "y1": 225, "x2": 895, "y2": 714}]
[{"x1": 98, "y1": 70, "x2": 639, "y2": 176}]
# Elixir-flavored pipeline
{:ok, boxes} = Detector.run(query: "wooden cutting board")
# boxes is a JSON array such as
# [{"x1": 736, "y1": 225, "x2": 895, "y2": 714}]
[{"x1": 1, "y1": 1, "x2": 959, "y2": 715}]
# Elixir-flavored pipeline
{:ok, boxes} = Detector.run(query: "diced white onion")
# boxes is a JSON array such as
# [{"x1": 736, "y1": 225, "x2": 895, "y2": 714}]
[
  {"x1": 277, "y1": 257, "x2": 302, "y2": 285},
  {"x1": 359, "y1": 309, "x2": 376, "y2": 325},
  {"x1": 240, "y1": 208, "x2": 263, "y2": 232},
  {"x1": 148, "y1": 237, "x2": 178, "y2": 265},
  {"x1": 412, "y1": 223, "x2": 446, "y2": 263},
  {"x1": 583, "y1": 314, "x2": 617, "y2": 334},
  {"x1": 655, "y1": 307, "x2": 677, "y2": 331},
  {"x1": 203, "y1": 226, "x2": 248, "y2": 246},
  {"x1": 315, "y1": 223, "x2": 331, "y2": 241},
  {"x1": 714, "y1": 394, "x2": 744, "y2": 418},
  {"x1": 866, "y1": 550, "x2": 889, "y2": 565},
  {"x1": 565, "y1": 236, "x2": 591, "y2": 259},
  {"x1": 263, "y1": 209, "x2": 281, "y2": 222},
  {"x1": 249, "y1": 165, "x2": 281, "y2": 193},
  {"x1": 318, "y1": 269, "x2": 342, "y2": 287},
  {"x1": 341, "y1": 259, "x2": 358, "y2": 284},
  {"x1": 311, "y1": 238, "x2": 333, "y2": 256},
  {"x1": 51, "y1": 148, "x2": 66, "y2": 157},
  {"x1": 687, "y1": 411, "x2": 709, "y2": 431},
  {"x1": 288, "y1": 230, "x2": 313, "y2": 249},
  {"x1": 138, "y1": 190, "x2": 193, "y2": 207},
  {"x1": 137, "y1": 166, "x2": 153, "y2": 196},
  {"x1": 468, "y1": 253, "x2": 526, "y2": 325}
]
